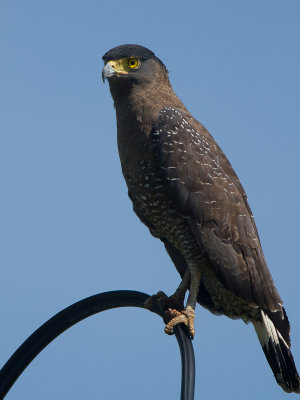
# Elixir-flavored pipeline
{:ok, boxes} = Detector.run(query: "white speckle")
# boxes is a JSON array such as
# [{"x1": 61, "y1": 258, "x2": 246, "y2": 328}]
[
  {"x1": 247, "y1": 232, "x2": 257, "y2": 241},
  {"x1": 166, "y1": 177, "x2": 179, "y2": 181}
]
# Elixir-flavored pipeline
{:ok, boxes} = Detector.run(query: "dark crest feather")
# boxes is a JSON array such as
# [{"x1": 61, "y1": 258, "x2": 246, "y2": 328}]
[
  {"x1": 103, "y1": 44, "x2": 155, "y2": 61},
  {"x1": 102, "y1": 44, "x2": 167, "y2": 73}
]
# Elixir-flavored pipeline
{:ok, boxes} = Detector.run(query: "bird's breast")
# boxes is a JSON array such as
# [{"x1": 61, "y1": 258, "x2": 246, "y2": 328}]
[{"x1": 117, "y1": 120, "x2": 190, "y2": 249}]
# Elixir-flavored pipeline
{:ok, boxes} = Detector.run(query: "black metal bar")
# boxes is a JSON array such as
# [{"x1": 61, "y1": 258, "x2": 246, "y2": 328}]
[
  {"x1": 0, "y1": 290, "x2": 195, "y2": 400},
  {"x1": 174, "y1": 325, "x2": 195, "y2": 400}
]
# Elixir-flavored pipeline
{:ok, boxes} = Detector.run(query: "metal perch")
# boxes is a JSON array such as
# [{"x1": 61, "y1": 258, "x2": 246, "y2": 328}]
[{"x1": 0, "y1": 290, "x2": 195, "y2": 400}]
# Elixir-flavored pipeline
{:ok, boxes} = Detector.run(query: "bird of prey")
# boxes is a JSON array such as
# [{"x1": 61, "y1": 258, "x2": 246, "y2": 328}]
[{"x1": 102, "y1": 44, "x2": 300, "y2": 393}]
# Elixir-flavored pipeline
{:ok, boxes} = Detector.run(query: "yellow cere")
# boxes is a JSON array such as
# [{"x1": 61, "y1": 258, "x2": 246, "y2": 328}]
[{"x1": 108, "y1": 57, "x2": 140, "y2": 74}]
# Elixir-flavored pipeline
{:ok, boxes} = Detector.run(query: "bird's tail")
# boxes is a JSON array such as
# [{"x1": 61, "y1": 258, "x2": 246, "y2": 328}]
[{"x1": 253, "y1": 308, "x2": 300, "y2": 393}]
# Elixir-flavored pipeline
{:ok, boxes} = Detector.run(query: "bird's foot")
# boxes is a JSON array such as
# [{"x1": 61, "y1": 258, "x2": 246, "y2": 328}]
[
  {"x1": 164, "y1": 305, "x2": 195, "y2": 339},
  {"x1": 144, "y1": 292, "x2": 194, "y2": 338},
  {"x1": 144, "y1": 291, "x2": 184, "y2": 314}
]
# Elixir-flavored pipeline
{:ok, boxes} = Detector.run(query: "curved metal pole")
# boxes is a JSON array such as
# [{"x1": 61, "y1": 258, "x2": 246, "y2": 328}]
[{"x1": 0, "y1": 290, "x2": 195, "y2": 400}]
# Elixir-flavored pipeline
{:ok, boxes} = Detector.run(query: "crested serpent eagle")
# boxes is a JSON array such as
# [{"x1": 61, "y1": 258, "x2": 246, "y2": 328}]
[{"x1": 102, "y1": 44, "x2": 300, "y2": 393}]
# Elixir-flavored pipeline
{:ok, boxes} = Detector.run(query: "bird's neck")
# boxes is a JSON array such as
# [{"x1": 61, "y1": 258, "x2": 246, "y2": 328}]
[
  {"x1": 108, "y1": 78, "x2": 187, "y2": 180},
  {"x1": 109, "y1": 78, "x2": 185, "y2": 130}
]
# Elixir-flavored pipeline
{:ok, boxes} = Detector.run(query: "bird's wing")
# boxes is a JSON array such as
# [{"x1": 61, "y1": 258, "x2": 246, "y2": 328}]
[{"x1": 153, "y1": 106, "x2": 282, "y2": 311}]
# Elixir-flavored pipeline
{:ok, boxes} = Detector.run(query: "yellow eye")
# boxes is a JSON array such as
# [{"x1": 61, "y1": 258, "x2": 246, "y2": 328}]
[{"x1": 127, "y1": 57, "x2": 139, "y2": 70}]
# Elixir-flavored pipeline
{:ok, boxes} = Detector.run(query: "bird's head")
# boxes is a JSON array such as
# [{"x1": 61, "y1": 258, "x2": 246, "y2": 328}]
[
  {"x1": 102, "y1": 44, "x2": 183, "y2": 115},
  {"x1": 102, "y1": 44, "x2": 168, "y2": 92}
]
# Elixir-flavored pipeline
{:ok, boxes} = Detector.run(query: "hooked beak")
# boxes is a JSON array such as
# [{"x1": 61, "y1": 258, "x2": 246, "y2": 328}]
[
  {"x1": 102, "y1": 59, "x2": 129, "y2": 83},
  {"x1": 102, "y1": 62, "x2": 116, "y2": 83}
]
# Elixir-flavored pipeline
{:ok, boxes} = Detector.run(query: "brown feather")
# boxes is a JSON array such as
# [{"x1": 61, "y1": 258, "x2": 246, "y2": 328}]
[{"x1": 153, "y1": 106, "x2": 282, "y2": 311}]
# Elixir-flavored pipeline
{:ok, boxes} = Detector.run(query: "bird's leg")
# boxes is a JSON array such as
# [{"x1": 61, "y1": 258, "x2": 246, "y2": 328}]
[
  {"x1": 165, "y1": 266, "x2": 202, "y2": 339},
  {"x1": 145, "y1": 267, "x2": 202, "y2": 338},
  {"x1": 144, "y1": 269, "x2": 190, "y2": 313},
  {"x1": 170, "y1": 268, "x2": 191, "y2": 306}
]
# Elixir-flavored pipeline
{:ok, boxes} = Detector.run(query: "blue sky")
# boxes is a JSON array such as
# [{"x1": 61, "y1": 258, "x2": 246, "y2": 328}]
[{"x1": 0, "y1": 1, "x2": 299, "y2": 399}]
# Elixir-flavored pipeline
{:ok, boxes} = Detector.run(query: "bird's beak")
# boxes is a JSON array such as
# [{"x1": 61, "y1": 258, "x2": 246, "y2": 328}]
[
  {"x1": 102, "y1": 59, "x2": 129, "y2": 83},
  {"x1": 102, "y1": 62, "x2": 116, "y2": 83}
]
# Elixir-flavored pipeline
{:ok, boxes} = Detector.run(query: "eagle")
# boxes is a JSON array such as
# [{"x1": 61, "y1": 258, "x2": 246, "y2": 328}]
[{"x1": 102, "y1": 44, "x2": 300, "y2": 393}]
